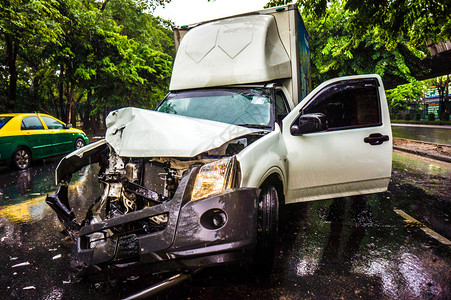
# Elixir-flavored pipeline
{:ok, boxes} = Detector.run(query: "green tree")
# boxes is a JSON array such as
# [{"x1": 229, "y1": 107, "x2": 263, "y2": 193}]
[
  {"x1": 76, "y1": 0, "x2": 173, "y2": 129},
  {"x1": 385, "y1": 80, "x2": 425, "y2": 117},
  {"x1": 1, "y1": 0, "x2": 173, "y2": 131},
  {"x1": 267, "y1": 0, "x2": 451, "y2": 48},
  {"x1": 304, "y1": 1, "x2": 427, "y2": 87},
  {"x1": 0, "y1": 0, "x2": 64, "y2": 112}
]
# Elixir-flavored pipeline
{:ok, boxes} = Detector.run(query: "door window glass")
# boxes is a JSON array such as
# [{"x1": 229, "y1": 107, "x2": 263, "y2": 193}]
[
  {"x1": 303, "y1": 79, "x2": 381, "y2": 130},
  {"x1": 41, "y1": 116, "x2": 64, "y2": 129},
  {"x1": 0, "y1": 116, "x2": 12, "y2": 129},
  {"x1": 275, "y1": 91, "x2": 289, "y2": 124},
  {"x1": 21, "y1": 116, "x2": 44, "y2": 130}
]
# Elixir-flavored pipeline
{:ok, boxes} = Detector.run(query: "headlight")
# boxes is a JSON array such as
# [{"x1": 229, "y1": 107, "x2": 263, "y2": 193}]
[{"x1": 191, "y1": 157, "x2": 235, "y2": 201}]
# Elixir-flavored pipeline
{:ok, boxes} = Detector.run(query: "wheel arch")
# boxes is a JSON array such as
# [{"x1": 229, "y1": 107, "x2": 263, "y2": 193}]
[
  {"x1": 12, "y1": 145, "x2": 33, "y2": 159},
  {"x1": 258, "y1": 171, "x2": 285, "y2": 206}
]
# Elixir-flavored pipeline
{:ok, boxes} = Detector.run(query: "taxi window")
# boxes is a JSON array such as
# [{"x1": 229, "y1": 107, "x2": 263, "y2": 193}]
[
  {"x1": 21, "y1": 116, "x2": 44, "y2": 130},
  {"x1": 41, "y1": 116, "x2": 64, "y2": 129},
  {"x1": 0, "y1": 116, "x2": 13, "y2": 129}
]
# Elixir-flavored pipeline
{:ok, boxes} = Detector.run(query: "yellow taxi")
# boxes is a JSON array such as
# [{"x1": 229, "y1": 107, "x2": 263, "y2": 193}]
[{"x1": 0, "y1": 113, "x2": 89, "y2": 169}]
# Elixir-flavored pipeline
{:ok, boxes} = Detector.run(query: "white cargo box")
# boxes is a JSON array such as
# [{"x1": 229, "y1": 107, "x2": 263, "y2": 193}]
[{"x1": 170, "y1": 4, "x2": 311, "y2": 105}]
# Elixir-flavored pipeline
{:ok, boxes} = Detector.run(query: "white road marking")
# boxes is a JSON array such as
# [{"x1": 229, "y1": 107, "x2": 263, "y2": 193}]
[{"x1": 394, "y1": 209, "x2": 451, "y2": 245}]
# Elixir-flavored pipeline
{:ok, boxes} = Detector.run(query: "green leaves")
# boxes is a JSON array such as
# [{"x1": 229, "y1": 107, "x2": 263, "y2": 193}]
[
  {"x1": 296, "y1": 0, "x2": 450, "y2": 48},
  {"x1": 386, "y1": 80, "x2": 426, "y2": 113},
  {"x1": 275, "y1": 0, "x2": 429, "y2": 88},
  {"x1": 1, "y1": 0, "x2": 173, "y2": 122}
]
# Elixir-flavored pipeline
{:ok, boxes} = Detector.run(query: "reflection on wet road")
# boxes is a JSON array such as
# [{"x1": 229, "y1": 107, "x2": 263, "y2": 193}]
[
  {"x1": 392, "y1": 125, "x2": 451, "y2": 145},
  {"x1": 0, "y1": 152, "x2": 450, "y2": 299},
  {"x1": 0, "y1": 160, "x2": 59, "y2": 224},
  {"x1": 0, "y1": 159, "x2": 91, "y2": 224}
]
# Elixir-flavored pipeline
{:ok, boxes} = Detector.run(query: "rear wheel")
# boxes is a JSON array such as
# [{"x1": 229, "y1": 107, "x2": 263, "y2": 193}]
[
  {"x1": 13, "y1": 147, "x2": 31, "y2": 170},
  {"x1": 253, "y1": 185, "x2": 279, "y2": 275},
  {"x1": 74, "y1": 138, "x2": 86, "y2": 150}
]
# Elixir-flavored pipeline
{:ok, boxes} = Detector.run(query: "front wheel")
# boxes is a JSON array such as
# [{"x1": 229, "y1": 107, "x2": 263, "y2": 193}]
[
  {"x1": 13, "y1": 147, "x2": 31, "y2": 170},
  {"x1": 253, "y1": 185, "x2": 279, "y2": 275},
  {"x1": 74, "y1": 138, "x2": 86, "y2": 150}
]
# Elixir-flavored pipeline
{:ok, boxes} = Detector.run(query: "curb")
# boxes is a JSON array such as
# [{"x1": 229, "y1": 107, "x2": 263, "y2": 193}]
[
  {"x1": 391, "y1": 123, "x2": 451, "y2": 129},
  {"x1": 393, "y1": 146, "x2": 451, "y2": 163},
  {"x1": 393, "y1": 137, "x2": 451, "y2": 148}
]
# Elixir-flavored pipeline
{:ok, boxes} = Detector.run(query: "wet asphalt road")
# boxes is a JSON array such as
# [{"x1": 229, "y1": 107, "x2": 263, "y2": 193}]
[
  {"x1": 392, "y1": 124, "x2": 450, "y2": 145},
  {"x1": 0, "y1": 151, "x2": 450, "y2": 300}
]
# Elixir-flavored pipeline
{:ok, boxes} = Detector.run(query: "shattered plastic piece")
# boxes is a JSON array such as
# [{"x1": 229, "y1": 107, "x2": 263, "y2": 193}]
[
  {"x1": 10, "y1": 257, "x2": 18, "y2": 260},
  {"x1": 63, "y1": 280, "x2": 71, "y2": 284},
  {"x1": 52, "y1": 254, "x2": 62, "y2": 260},
  {"x1": 49, "y1": 248, "x2": 58, "y2": 252},
  {"x1": 23, "y1": 286, "x2": 36, "y2": 290},
  {"x1": 13, "y1": 272, "x2": 17, "y2": 275},
  {"x1": 127, "y1": 276, "x2": 139, "y2": 281},
  {"x1": 29, "y1": 193, "x2": 40, "y2": 196},
  {"x1": 12, "y1": 262, "x2": 30, "y2": 268}
]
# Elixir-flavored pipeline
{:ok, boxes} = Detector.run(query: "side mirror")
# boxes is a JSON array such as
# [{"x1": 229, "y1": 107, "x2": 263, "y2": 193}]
[
  {"x1": 64, "y1": 123, "x2": 72, "y2": 129},
  {"x1": 290, "y1": 113, "x2": 327, "y2": 135}
]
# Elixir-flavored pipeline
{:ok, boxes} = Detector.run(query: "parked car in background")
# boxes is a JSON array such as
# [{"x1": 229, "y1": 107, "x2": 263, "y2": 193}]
[{"x1": 0, "y1": 113, "x2": 89, "y2": 169}]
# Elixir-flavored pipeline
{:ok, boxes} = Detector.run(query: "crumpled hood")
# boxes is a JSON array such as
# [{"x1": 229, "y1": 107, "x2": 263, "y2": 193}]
[{"x1": 105, "y1": 107, "x2": 263, "y2": 157}]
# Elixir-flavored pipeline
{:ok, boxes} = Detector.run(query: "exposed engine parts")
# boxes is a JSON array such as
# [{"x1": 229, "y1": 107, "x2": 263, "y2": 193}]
[
  {"x1": 95, "y1": 151, "x2": 186, "y2": 220},
  {"x1": 45, "y1": 131, "x2": 262, "y2": 279}
]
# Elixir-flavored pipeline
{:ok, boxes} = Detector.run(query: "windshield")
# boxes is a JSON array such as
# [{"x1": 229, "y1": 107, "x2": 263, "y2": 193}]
[
  {"x1": 157, "y1": 88, "x2": 273, "y2": 128},
  {"x1": 0, "y1": 116, "x2": 13, "y2": 129}
]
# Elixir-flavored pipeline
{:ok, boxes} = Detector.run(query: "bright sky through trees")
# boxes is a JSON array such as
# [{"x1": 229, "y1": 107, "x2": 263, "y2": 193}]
[{"x1": 154, "y1": 0, "x2": 268, "y2": 25}]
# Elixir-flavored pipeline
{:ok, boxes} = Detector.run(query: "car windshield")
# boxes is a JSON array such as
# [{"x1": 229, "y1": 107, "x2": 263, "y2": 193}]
[
  {"x1": 157, "y1": 88, "x2": 273, "y2": 128},
  {"x1": 0, "y1": 116, "x2": 13, "y2": 129}
]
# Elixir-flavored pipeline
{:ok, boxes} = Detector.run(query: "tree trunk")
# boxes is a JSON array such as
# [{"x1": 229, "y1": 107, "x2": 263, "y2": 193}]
[
  {"x1": 66, "y1": 83, "x2": 74, "y2": 124},
  {"x1": 57, "y1": 65, "x2": 65, "y2": 121},
  {"x1": 445, "y1": 75, "x2": 449, "y2": 115},
  {"x1": 82, "y1": 90, "x2": 93, "y2": 132},
  {"x1": 5, "y1": 35, "x2": 18, "y2": 112}
]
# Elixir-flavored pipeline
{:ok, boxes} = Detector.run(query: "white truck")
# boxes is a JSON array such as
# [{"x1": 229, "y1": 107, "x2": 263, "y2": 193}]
[{"x1": 46, "y1": 4, "x2": 392, "y2": 279}]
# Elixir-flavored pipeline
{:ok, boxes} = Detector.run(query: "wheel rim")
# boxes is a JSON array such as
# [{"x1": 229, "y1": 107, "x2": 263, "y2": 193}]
[
  {"x1": 16, "y1": 149, "x2": 30, "y2": 169},
  {"x1": 75, "y1": 139, "x2": 85, "y2": 149}
]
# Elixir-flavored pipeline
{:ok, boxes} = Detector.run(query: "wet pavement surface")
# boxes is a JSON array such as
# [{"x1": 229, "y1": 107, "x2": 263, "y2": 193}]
[
  {"x1": 392, "y1": 125, "x2": 450, "y2": 145},
  {"x1": 0, "y1": 151, "x2": 450, "y2": 299}
]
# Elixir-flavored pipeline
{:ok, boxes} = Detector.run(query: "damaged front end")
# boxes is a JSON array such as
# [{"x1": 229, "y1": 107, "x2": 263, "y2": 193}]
[{"x1": 46, "y1": 109, "x2": 263, "y2": 279}]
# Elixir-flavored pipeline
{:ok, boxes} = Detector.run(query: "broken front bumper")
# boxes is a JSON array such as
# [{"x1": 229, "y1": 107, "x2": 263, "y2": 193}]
[{"x1": 46, "y1": 168, "x2": 259, "y2": 277}]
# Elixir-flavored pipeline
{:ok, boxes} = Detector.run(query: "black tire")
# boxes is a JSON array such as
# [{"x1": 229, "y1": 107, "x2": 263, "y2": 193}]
[
  {"x1": 253, "y1": 185, "x2": 279, "y2": 275},
  {"x1": 13, "y1": 147, "x2": 31, "y2": 170},
  {"x1": 74, "y1": 138, "x2": 86, "y2": 150}
]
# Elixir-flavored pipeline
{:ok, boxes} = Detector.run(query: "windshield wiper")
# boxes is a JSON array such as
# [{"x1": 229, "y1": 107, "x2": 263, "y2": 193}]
[{"x1": 237, "y1": 123, "x2": 271, "y2": 129}]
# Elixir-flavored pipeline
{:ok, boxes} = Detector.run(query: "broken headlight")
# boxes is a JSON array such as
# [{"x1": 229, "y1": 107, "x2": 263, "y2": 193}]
[{"x1": 191, "y1": 157, "x2": 235, "y2": 201}]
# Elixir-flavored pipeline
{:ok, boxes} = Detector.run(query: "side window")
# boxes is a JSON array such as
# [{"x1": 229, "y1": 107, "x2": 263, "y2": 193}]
[
  {"x1": 303, "y1": 79, "x2": 381, "y2": 130},
  {"x1": 275, "y1": 90, "x2": 289, "y2": 123},
  {"x1": 41, "y1": 116, "x2": 64, "y2": 129},
  {"x1": 21, "y1": 116, "x2": 44, "y2": 130}
]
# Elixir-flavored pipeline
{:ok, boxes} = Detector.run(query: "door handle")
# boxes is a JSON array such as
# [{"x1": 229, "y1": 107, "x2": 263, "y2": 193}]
[{"x1": 364, "y1": 133, "x2": 389, "y2": 145}]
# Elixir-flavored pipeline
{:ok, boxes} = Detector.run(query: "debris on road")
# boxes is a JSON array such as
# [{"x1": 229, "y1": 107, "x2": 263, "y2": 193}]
[{"x1": 12, "y1": 262, "x2": 30, "y2": 268}]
